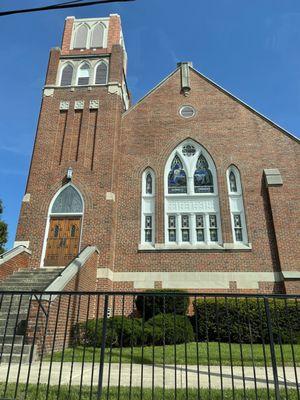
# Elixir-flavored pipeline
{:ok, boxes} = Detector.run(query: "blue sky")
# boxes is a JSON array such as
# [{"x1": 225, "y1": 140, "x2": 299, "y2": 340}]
[{"x1": 1, "y1": 0, "x2": 300, "y2": 249}]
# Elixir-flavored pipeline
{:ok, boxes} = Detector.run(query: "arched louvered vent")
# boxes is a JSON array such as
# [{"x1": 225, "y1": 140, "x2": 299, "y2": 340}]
[
  {"x1": 74, "y1": 24, "x2": 88, "y2": 49},
  {"x1": 60, "y1": 64, "x2": 73, "y2": 86},
  {"x1": 95, "y1": 62, "x2": 108, "y2": 84},
  {"x1": 90, "y1": 23, "x2": 104, "y2": 48}
]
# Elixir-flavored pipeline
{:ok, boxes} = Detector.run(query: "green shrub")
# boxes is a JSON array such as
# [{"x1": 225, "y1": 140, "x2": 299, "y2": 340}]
[
  {"x1": 193, "y1": 298, "x2": 300, "y2": 344},
  {"x1": 73, "y1": 316, "x2": 142, "y2": 348},
  {"x1": 135, "y1": 290, "x2": 190, "y2": 321},
  {"x1": 143, "y1": 313, "x2": 194, "y2": 345}
]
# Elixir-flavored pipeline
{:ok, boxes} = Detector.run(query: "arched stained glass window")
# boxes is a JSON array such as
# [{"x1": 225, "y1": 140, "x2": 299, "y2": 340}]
[
  {"x1": 60, "y1": 64, "x2": 73, "y2": 86},
  {"x1": 194, "y1": 154, "x2": 213, "y2": 193},
  {"x1": 168, "y1": 155, "x2": 187, "y2": 194},
  {"x1": 74, "y1": 24, "x2": 88, "y2": 49},
  {"x1": 229, "y1": 171, "x2": 237, "y2": 192},
  {"x1": 146, "y1": 173, "x2": 152, "y2": 194},
  {"x1": 51, "y1": 186, "x2": 83, "y2": 214},
  {"x1": 90, "y1": 23, "x2": 104, "y2": 48},
  {"x1": 95, "y1": 61, "x2": 108, "y2": 84},
  {"x1": 77, "y1": 63, "x2": 90, "y2": 85}
]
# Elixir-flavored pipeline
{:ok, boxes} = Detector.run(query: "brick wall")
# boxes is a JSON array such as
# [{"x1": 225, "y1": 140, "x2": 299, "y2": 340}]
[
  {"x1": 26, "y1": 249, "x2": 99, "y2": 354},
  {"x1": 0, "y1": 250, "x2": 31, "y2": 282}
]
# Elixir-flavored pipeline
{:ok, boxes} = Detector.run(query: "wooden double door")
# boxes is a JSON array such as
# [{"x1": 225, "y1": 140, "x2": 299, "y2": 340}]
[{"x1": 44, "y1": 217, "x2": 81, "y2": 267}]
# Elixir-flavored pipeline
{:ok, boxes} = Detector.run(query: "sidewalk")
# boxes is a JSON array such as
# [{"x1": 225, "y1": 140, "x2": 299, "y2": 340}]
[{"x1": 0, "y1": 362, "x2": 299, "y2": 389}]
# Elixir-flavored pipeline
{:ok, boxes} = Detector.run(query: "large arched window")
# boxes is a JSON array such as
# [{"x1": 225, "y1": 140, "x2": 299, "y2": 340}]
[
  {"x1": 51, "y1": 185, "x2": 83, "y2": 214},
  {"x1": 74, "y1": 24, "x2": 88, "y2": 49},
  {"x1": 141, "y1": 168, "x2": 155, "y2": 245},
  {"x1": 164, "y1": 140, "x2": 221, "y2": 246},
  {"x1": 226, "y1": 166, "x2": 248, "y2": 244},
  {"x1": 95, "y1": 61, "x2": 108, "y2": 84},
  {"x1": 90, "y1": 23, "x2": 104, "y2": 48},
  {"x1": 77, "y1": 62, "x2": 90, "y2": 85},
  {"x1": 60, "y1": 64, "x2": 73, "y2": 86}
]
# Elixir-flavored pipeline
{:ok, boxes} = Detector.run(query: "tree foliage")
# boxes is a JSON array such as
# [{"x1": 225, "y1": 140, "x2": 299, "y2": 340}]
[{"x1": 0, "y1": 200, "x2": 8, "y2": 254}]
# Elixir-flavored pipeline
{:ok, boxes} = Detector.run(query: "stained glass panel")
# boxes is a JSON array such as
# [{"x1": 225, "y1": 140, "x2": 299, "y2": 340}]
[
  {"x1": 51, "y1": 186, "x2": 83, "y2": 214},
  {"x1": 146, "y1": 173, "x2": 152, "y2": 194},
  {"x1": 182, "y1": 229, "x2": 190, "y2": 242},
  {"x1": 168, "y1": 156, "x2": 187, "y2": 194},
  {"x1": 229, "y1": 171, "x2": 237, "y2": 192},
  {"x1": 194, "y1": 154, "x2": 214, "y2": 193}
]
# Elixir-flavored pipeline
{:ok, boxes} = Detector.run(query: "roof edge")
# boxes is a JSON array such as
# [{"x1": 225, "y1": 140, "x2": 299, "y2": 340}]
[{"x1": 190, "y1": 66, "x2": 300, "y2": 144}]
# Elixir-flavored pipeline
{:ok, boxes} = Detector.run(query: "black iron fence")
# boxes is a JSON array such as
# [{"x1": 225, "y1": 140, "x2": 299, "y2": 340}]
[{"x1": 0, "y1": 290, "x2": 299, "y2": 399}]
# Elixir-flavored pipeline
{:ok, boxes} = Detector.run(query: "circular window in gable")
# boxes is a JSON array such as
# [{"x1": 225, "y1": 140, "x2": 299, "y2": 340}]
[{"x1": 179, "y1": 105, "x2": 196, "y2": 118}]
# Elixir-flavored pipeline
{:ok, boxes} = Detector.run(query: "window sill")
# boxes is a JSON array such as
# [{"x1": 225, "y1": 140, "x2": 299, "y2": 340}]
[{"x1": 138, "y1": 243, "x2": 252, "y2": 252}]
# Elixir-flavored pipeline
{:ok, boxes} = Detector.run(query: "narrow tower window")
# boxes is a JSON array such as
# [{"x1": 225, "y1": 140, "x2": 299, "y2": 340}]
[
  {"x1": 227, "y1": 166, "x2": 248, "y2": 244},
  {"x1": 77, "y1": 63, "x2": 90, "y2": 86},
  {"x1": 90, "y1": 23, "x2": 104, "y2": 48},
  {"x1": 60, "y1": 64, "x2": 73, "y2": 86},
  {"x1": 141, "y1": 169, "x2": 155, "y2": 246},
  {"x1": 74, "y1": 24, "x2": 88, "y2": 49},
  {"x1": 95, "y1": 61, "x2": 108, "y2": 84}
]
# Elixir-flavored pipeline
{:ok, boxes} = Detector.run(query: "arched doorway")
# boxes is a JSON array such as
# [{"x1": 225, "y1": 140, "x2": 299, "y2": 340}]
[{"x1": 44, "y1": 184, "x2": 84, "y2": 267}]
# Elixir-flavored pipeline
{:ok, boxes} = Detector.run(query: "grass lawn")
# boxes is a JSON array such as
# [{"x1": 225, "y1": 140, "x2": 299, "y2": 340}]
[
  {"x1": 47, "y1": 342, "x2": 300, "y2": 366},
  {"x1": 1, "y1": 384, "x2": 299, "y2": 400}
]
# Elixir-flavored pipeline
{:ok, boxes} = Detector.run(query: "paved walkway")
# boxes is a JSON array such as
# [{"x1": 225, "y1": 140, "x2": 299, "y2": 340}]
[{"x1": 0, "y1": 362, "x2": 299, "y2": 390}]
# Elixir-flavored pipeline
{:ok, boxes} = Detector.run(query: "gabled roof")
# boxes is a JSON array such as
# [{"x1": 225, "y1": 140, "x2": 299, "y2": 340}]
[{"x1": 123, "y1": 65, "x2": 300, "y2": 144}]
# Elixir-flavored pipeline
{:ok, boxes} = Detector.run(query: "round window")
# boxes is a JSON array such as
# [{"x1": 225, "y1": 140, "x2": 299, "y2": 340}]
[{"x1": 179, "y1": 105, "x2": 195, "y2": 118}]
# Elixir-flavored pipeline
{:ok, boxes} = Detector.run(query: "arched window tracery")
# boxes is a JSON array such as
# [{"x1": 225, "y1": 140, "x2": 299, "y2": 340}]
[{"x1": 164, "y1": 140, "x2": 221, "y2": 246}]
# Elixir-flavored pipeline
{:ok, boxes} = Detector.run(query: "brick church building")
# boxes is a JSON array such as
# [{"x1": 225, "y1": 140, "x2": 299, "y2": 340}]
[{"x1": 5, "y1": 14, "x2": 299, "y2": 294}]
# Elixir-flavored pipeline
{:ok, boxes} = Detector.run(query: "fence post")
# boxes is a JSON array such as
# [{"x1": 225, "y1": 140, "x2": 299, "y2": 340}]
[
  {"x1": 97, "y1": 294, "x2": 109, "y2": 400},
  {"x1": 264, "y1": 297, "x2": 280, "y2": 400}
]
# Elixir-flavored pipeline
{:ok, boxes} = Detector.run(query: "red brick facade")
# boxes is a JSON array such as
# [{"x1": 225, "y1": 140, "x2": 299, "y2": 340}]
[{"x1": 14, "y1": 15, "x2": 300, "y2": 294}]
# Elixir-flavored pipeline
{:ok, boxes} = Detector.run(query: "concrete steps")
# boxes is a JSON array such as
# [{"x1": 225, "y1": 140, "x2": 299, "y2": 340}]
[{"x1": 0, "y1": 268, "x2": 63, "y2": 363}]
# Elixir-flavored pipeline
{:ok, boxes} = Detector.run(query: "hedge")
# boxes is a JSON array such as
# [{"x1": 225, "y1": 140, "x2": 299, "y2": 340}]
[
  {"x1": 135, "y1": 290, "x2": 189, "y2": 320},
  {"x1": 193, "y1": 298, "x2": 300, "y2": 344},
  {"x1": 143, "y1": 314, "x2": 194, "y2": 345},
  {"x1": 73, "y1": 316, "x2": 142, "y2": 348}
]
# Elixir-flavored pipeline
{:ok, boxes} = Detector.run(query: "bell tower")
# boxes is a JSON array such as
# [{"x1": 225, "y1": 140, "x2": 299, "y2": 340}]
[{"x1": 15, "y1": 15, "x2": 129, "y2": 269}]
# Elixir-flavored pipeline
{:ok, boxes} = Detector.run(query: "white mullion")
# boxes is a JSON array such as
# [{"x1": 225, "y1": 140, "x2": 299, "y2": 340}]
[
  {"x1": 190, "y1": 213, "x2": 196, "y2": 245},
  {"x1": 177, "y1": 214, "x2": 182, "y2": 244},
  {"x1": 205, "y1": 213, "x2": 210, "y2": 243}
]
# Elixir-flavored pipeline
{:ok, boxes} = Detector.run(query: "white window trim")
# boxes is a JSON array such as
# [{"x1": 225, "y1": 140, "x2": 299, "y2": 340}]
[
  {"x1": 141, "y1": 168, "x2": 155, "y2": 246},
  {"x1": 40, "y1": 183, "x2": 85, "y2": 268},
  {"x1": 227, "y1": 166, "x2": 248, "y2": 244}
]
